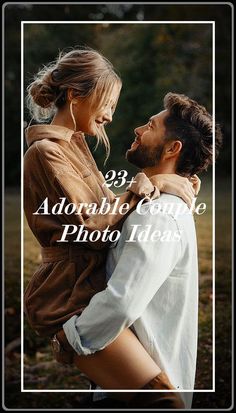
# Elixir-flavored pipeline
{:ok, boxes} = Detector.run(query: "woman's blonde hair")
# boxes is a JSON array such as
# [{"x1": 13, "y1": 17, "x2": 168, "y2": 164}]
[{"x1": 26, "y1": 46, "x2": 122, "y2": 161}]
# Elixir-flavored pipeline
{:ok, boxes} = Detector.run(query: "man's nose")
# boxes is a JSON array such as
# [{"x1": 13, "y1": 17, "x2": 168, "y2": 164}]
[{"x1": 134, "y1": 126, "x2": 142, "y2": 136}]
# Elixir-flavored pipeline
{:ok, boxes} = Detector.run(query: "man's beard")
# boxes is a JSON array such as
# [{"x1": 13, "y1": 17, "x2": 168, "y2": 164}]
[{"x1": 126, "y1": 142, "x2": 164, "y2": 169}]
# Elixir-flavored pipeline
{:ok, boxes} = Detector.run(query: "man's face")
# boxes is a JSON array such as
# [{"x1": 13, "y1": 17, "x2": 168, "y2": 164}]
[{"x1": 126, "y1": 110, "x2": 169, "y2": 168}]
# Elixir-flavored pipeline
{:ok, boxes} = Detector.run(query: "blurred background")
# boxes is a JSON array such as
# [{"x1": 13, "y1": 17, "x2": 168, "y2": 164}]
[
  {"x1": 23, "y1": 21, "x2": 213, "y2": 176},
  {"x1": 4, "y1": 2, "x2": 232, "y2": 410}
]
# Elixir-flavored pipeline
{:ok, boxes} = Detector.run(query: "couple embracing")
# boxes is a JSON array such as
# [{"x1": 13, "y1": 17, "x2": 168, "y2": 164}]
[{"x1": 24, "y1": 47, "x2": 222, "y2": 409}]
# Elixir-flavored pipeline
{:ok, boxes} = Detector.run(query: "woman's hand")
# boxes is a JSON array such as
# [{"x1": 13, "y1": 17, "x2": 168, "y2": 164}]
[
  {"x1": 149, "y1": 174, "x2": 198, "y2": 208},
  {"x1": 127, "y1": 172, "x2": 160, "y2": 199},
  {"x1": 189, "y1": 174, "x2": 201, "y2": 196}
]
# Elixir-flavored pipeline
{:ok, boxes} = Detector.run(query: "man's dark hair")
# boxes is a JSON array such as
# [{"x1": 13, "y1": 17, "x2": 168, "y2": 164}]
[{"x1": 163, "y1": 92, "x2": 223, "y2": 176}]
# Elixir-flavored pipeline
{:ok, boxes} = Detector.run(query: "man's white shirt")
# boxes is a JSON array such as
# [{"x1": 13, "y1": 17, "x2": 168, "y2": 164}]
[{"x1": 63, "y1": 194, "x2": 199, "y2": 408}]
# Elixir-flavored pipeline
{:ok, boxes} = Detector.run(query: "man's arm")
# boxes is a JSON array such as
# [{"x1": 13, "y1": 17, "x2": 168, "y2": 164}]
[{"x1": 63, "y1": 210, "x2": 182, "y2": 355}]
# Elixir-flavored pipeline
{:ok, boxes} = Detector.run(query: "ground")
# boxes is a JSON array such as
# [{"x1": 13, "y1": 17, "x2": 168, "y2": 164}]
[{"x1": 4, "y1": 177, "x2": 232, "y2": 409}]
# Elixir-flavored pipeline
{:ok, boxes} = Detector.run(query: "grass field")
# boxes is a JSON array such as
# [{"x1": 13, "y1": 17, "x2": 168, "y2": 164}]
[{"x1": 4, "y1": 177, "x2": 232, "y2": 408}]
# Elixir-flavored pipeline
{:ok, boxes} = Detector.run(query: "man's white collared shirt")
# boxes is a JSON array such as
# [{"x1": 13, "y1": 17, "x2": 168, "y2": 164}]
[{"x1": 63, "y1": 194, "x2": 199, "y2": 408}]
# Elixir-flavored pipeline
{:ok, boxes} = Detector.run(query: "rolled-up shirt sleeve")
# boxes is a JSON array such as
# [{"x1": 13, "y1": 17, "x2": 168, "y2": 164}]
[{"x1": 63, "y1": 210, "x2": 182, "y2": 355}]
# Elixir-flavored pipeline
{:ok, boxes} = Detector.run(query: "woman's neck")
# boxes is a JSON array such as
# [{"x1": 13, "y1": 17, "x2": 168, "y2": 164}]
[{"x1": 51, "y1": 108, "x2": 74, "y2": 131}]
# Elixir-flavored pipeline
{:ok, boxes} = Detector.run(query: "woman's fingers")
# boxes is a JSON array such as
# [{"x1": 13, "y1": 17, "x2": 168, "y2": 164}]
[
  {"x1": 188, "y1": 181, "x2": 196, "y2": 197},
  {"x1": 169, "y1": 181, "x2": 193, "y2": 208},
  {"x1": 179, "y1": 188, "x2": 194, "y2": 208},
  {"x1": 183, "y1": 178, "x2": 195, "y2": 198},
  {"x1": 178, "y1": 178, "x2": 197, "y2": 207},
  {"x1": 189, "y1": 174, "x2": 201, "y2": 195}
]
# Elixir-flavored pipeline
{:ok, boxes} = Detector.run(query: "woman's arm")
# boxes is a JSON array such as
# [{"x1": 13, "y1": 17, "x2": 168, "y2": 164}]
[{"x1": 31, "y1": 142, "x2": 197, "y2": 249}]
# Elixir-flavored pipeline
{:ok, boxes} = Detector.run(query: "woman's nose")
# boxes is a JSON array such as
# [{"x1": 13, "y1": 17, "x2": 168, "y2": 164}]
[{"x1": 103, "y1": 107, "x2": 113, "y2": 123}]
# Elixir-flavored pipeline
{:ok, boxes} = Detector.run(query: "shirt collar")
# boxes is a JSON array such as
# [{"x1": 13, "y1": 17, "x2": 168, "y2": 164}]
[{"x1": 25, "y1": 124, "x2": 84, "y2": 147}]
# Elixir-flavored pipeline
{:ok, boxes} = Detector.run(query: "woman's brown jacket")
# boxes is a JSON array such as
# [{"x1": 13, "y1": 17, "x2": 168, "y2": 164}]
[{"x1": 23, "y1": 124, "x2": 153, "y2": 337}]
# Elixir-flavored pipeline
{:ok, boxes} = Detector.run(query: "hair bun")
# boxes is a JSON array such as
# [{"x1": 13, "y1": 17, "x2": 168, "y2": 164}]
[{"x1": 30, "y1": 79, "x2": 57, "y2": 108}]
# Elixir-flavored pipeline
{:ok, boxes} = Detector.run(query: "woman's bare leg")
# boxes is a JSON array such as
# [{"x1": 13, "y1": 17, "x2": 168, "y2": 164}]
[{"x1": 73, "y1": 327, "x2": 161, "y2": 401}]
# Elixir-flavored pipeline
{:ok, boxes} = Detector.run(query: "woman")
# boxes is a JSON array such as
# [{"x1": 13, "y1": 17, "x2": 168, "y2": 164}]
[{"x1": 24, "y1": 47, "x2": 197, "y2": 408}]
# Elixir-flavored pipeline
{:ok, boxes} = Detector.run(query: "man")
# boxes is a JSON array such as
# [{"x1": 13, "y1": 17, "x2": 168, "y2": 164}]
[{"x1": 56, "y1": 93, "x2": 222, "y2": 408}]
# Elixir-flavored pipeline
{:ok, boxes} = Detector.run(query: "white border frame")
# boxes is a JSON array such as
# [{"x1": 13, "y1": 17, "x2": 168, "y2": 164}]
[{"x1": 20, "y1": 20, "x2": 215, "y2": 394}]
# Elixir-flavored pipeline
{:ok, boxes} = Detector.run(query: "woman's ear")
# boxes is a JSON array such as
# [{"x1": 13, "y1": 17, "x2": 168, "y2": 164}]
[
  {"x1": 67, "y1": 88, "x2": 77, "y2": 103},
  {"x1": 163, "y1": 140, "x2": 182, "y2": 160}
]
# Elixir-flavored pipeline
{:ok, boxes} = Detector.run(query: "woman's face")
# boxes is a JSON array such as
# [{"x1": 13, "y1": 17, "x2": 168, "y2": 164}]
[{"x1": 73, "y1": 83, "x2": 121, "y2": 135}]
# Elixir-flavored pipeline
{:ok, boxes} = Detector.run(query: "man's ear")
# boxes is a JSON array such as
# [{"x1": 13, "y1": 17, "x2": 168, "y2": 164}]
[{"x1": 163, "y1": 140, "x2": 182, "y2": 160}]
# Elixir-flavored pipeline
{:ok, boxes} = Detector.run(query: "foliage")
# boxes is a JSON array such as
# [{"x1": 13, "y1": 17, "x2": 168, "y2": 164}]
[{"x1": 4, "y1": 3, "x2": 231, "y2": 185}]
